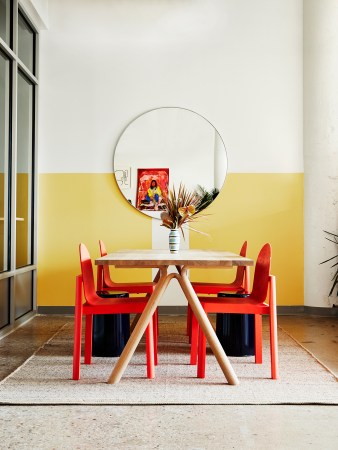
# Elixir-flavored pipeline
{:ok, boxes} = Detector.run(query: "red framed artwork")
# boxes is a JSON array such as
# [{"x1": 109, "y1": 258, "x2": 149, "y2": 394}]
[{"x1": 136, "y1": 168, "x2": 169, "y2": 211}]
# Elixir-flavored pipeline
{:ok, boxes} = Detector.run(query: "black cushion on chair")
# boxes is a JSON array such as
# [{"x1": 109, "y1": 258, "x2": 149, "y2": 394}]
[
  {"x1": 96, "y1": 290, "x2": 129, "y2": 298},
  {"x1": 218, "y1": 291, "x2": 250, "y2": 298},
  {"x1": 93, "y1": 291, "x2": 130, "y2": 357},
  {"x1": 216, "y1": 291, "x2": 253, "y2": 357}
]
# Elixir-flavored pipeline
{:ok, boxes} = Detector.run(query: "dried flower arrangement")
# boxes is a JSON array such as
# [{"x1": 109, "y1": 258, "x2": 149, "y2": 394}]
[{"x1": 160, "y1": 183, "x2": 208, "y2": 236}]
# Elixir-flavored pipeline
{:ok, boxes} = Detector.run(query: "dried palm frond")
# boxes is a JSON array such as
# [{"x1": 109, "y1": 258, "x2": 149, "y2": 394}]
[{"x1": 160, "y1": 183, "x2": 207, "y2": 236}]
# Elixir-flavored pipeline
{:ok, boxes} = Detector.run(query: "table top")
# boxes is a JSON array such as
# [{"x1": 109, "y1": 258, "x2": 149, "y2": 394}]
[{"x1": 95, "y1": 249, "x2": 254, "y2": 268}]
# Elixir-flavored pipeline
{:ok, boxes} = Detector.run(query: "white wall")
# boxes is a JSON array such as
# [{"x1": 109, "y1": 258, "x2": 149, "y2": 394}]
[
  {"x1": 38, "y1": 0, "x2": 303, "y2": 175},
  {"x1": 37, "y1": 0, "x2": 304, "y2": 306},
  {"x1": 304, "y1": 0, "x2": 338, "y2": 307}
]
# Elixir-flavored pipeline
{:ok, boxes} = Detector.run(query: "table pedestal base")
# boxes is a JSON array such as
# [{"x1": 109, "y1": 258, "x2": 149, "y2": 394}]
[{"x1": 107, "y1": 266, "x2": 239, "y2": 385}]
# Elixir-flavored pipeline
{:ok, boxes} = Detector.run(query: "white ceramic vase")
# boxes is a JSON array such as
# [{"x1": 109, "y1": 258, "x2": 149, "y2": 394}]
[{"x1": 169, "y1": 229, "x2": 180, "y2": 253}]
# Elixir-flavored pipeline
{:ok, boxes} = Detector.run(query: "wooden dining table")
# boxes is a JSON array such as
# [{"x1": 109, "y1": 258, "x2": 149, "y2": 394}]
[{"x1": 95, "y1": 249, "x2": 254, "y2": 385}]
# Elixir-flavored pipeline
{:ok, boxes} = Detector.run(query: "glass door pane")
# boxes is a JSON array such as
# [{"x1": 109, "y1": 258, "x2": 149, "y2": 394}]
[
  {"x1": 16, "y1": 71, "x2": 34, "y2": 268},
  {"x1": 0, "y1": 51, "x2": 9, "y2": 272},
  {"x1": 14, "y1": 271, "x2": 33, "y2": 319},
  {"x1": 18, "y1": 12, "x2": 34, "y2": 74},
  {"x1": 0, "y1": 278, "x2": 10, "y2": 328},
  {"x1": 0, "y1": 0, "x2": 11, "y2": 47}
]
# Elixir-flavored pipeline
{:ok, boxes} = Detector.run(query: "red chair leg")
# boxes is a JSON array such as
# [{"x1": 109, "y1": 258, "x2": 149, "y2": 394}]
[
  {"x1": 270, "y1": 310, "x2": 279, "y2": 379},
  {"x1": 152, "y1": 312, "x2": 158, "y2": 366},
  {"x1": 244, "y1": 266, "x2": 250, "y2": 293},
  {"x1": 84, "y1": 314, "x2": 93, "y2": 364},
  {"x1": 254, "y1": 314, "x2": 263, "y2": 364},
  {"x1": 73, "y1": 276, "x2": 83, "y2": 380},
  {"x1": 152, "y1": 308, "x2": 158, "y2": 339},
  {"x1": 187, "y1": 304, "x2": 192, "y2": 337},
  {"x1": 197, "y1": 326, "x2": 207, "y2": 378},
  {"x1": 146, "y1": 320, "x2": 155, "y2": 379},
  {"x1": 269, "y1": 276, "x2": 279, "y2": 379},
  {"x1": 190, "y1": 313, "x2": 199, "y2": 365}
]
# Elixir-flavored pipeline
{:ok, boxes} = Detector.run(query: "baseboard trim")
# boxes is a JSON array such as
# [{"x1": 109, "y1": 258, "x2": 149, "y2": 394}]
[
  {"x1": 37, "y1": 305, "x2": 338, "y2": 317},
  {"x1": 278, "y1": 306, "x2": 338, "y2": 316},
  {"x1": 38, "y1": 306, "x2": 74, "y2": 315}
]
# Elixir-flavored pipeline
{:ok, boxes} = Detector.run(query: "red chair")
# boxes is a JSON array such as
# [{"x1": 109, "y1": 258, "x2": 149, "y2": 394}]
[
  {"x1": 97, "y1": 240, "x2": 156, "y2": 294},
  {"x1": 97, "y1": 239, "x2": 158, "y2": 363},
  {"x1": 73, "y1": 243, "x2": 156, "y2": 381},
  {"x1": 189, "y1": 241, "x2": 250, "y2": 364},
  {"x1": 196, "y1": 243, "x2": 278, "y2": 380},
  {"x1": 191, "y1": 241, "x2": 250, "y2": 295}
]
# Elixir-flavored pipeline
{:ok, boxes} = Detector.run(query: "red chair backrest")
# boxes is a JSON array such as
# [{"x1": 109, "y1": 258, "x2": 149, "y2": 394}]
[
  {"x1": 250, "y1": 243, "x2": 271, "y2": 303},
  {"x1": 79, "y1": 243, "x2": 99, "y2": 305},
  {"x1": 99, "y1": 240, "x2": 112, "y2": 286},
  {"x1": 99, "y1": 239, "x2": 107, "y2": 257},
  {"x1": 233, "y1": 241, "x2": 248, "y2": 285}
]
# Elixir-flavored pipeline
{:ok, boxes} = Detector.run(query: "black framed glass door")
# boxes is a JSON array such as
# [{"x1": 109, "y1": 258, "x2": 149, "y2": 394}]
[{"x1": 0, "y1": 1, "x2": 38, "y2": 333}]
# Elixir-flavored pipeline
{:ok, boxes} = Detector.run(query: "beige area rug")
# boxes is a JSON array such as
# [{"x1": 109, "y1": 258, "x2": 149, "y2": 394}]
[{"x1": 0, "y1": 319, "x2": 337, "y2": 405}]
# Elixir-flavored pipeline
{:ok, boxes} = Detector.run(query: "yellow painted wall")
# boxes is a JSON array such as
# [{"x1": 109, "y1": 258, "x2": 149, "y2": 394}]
[
  {"x1": 37, "y1": 174, "x2": 152, "y2": 306},
  {"x1": 190, "y1": 174, "x2": 304, "y2": 306},
  {"x1": 37, "y1": 173, "x2": 303, "y2": 306}
]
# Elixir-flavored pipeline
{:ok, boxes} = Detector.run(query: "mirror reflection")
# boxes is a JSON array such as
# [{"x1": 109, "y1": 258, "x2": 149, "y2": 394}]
[{"x1": 113, "y1": 107, "x2": 227, "y2": 218}]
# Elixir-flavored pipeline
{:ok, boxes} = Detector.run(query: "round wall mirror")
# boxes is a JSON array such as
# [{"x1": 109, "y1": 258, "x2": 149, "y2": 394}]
[{"x1": 113, "y1": 107, "x2": 228, "y2": 219}]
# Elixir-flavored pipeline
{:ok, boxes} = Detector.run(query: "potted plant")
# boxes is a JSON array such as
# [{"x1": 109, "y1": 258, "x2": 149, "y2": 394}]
[
  {"x1": 320, "y1": 230, "x2": 338, "y2": 305},
  {"x1": 195, "y1": 185, "x2": 219, "y2": 212}
]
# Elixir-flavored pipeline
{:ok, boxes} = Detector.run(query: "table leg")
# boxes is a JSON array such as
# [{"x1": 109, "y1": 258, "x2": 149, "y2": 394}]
[
  {"x1": 107, "y1": 267, "x2": 175, "y2": 384},
  {"x1": 129, "y1": 269, "x2": 162, "y2": 333},
  {"x1": 175, "y1": 268, "x2": 239, "y2": 385}
]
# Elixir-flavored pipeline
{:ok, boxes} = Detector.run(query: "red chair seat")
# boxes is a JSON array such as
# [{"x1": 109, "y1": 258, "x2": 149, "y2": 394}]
[{"x1": 199, "y1": 297, "x2": 270, "y2": 314}]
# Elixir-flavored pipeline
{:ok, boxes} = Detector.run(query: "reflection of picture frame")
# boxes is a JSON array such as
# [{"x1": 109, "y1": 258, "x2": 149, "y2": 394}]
[
  {"x1": 136, "y1": 168, "x2": 169, "y2": 211},
  {"x1": 114, "y1": 167, "x2": 131, "y2": 189}
]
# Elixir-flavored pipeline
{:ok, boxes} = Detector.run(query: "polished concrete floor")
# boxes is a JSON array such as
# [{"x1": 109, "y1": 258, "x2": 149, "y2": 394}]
[{"x1": 0, "y1": 314, "x2": 337, "y2": 449}]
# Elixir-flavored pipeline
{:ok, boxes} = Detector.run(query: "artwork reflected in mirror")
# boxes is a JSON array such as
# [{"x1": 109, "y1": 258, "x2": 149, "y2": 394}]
[
  {"x1": 136, "y1": 168, "x2": 169, "y2": 211},
  {"x1": 114, "y1": 107, "x2": 228, "y2": 219},
  {"x1": 115, "y1": 168, "x2": 131, "y2": 190}
]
